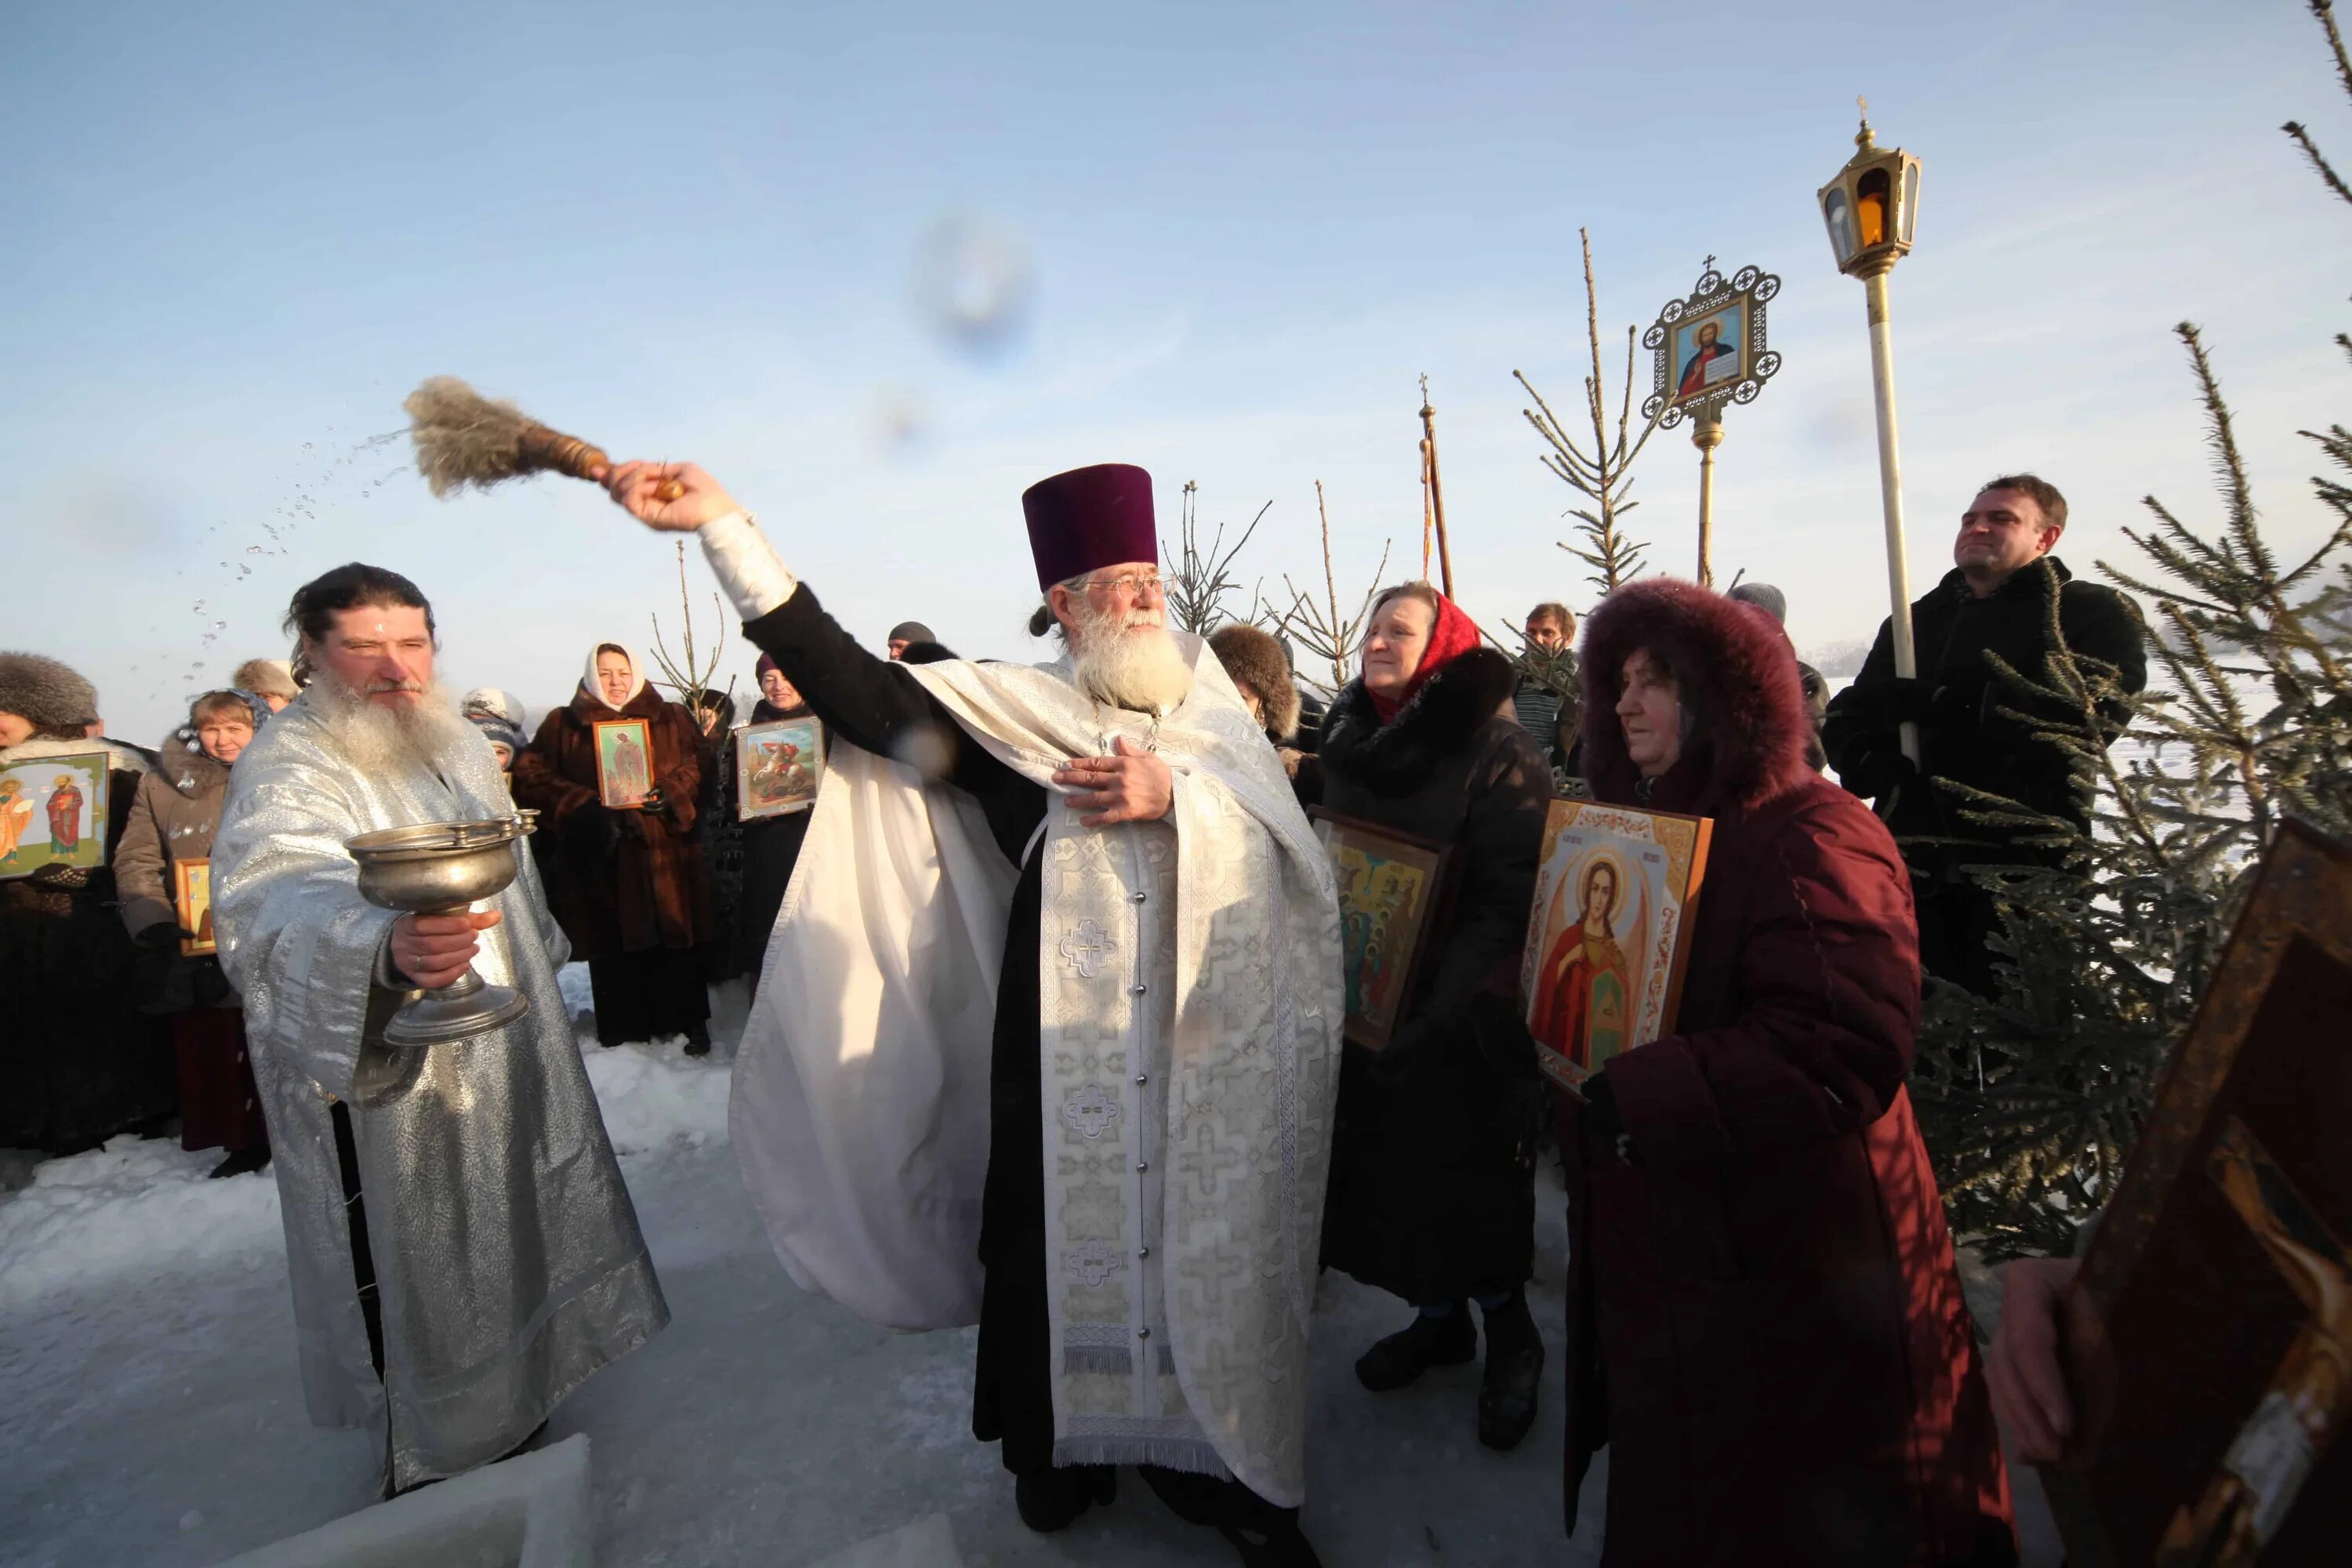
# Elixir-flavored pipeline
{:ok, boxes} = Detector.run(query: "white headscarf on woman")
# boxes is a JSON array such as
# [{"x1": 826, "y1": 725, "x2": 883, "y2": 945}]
[{"x1": 582, "y1": 642, "x2": 648, "y2": 711}]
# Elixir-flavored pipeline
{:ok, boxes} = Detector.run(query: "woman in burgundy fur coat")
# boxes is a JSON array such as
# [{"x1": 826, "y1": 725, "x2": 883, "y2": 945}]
[{"x1": 1559, "y1": 580, "x2": 2016, "y2": 1566}]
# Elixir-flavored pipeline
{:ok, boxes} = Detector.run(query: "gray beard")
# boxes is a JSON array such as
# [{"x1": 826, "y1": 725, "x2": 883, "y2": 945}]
[
  {"x1": 1069, "y1": 608, "x2": 1195, "y2": 715},
  {"x1": 305, "y1": 673, "x2": 472, "y2": 779}
]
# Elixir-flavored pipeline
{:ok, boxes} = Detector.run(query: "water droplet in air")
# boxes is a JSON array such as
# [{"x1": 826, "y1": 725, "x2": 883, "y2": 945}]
[
  {"x1": 245, "y1": 545, "x2": 262, "y2": 554},
  {"x1": 214, "y1": 620, "x2": 227, "y2": 630}
]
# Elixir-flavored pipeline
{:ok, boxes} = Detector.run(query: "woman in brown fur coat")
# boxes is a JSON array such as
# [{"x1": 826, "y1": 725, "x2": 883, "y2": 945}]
[{"x1": 513, "y1": 641, "x2": 717, "y2": 1053}]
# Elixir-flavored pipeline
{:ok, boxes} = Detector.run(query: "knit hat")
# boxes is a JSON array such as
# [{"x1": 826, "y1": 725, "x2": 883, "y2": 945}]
[
  {"x1": 460, "y1": 687, "x2": 526, "y2": 727},
  {"x1": 466, "y1": 710, "x2": 526, "y2": 759},
  {"x1": 0, "y1": 652, "x2": 100, "y2": 731},
  {"x1": 232, "y1": 658, "x2": 299, "y2": 701},
  {"x1": 887, "y1": 621, "x2": 937, "y2": 646},
  {"x1": 1725, "y1": 581, "x2": 1788, "y2": 626}
]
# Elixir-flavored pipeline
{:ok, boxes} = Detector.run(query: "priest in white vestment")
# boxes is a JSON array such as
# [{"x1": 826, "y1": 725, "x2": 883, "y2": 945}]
[
  {"x1": 210, "y1": 563, "x2": 669, "y2": 1495},
  {"x1": 598, "y1": 458, "x2": 1343, "y2": 1565}
]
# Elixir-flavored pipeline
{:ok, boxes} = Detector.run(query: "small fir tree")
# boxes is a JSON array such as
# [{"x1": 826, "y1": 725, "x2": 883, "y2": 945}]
[{"x1": 1912, "y1": 3, "x2": 2352, "y2": 1257}]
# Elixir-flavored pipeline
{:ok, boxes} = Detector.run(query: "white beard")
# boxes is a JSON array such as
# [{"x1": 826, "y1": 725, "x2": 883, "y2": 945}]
[
  {"x1": 305, "y1": 672, "x2": 473, "y2": 779},
  {"x1": 1069, "y1": 607, "x2": 1195, "y2": 715}
]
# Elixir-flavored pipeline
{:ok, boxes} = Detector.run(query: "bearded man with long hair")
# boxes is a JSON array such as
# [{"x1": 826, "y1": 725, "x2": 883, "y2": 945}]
[
  {"x1": 208, "y1": 564, "x2": 667, "y2": 1497},
  {"x1": 595, "y1": 459, "x2": 1342, "y2": 1566}
]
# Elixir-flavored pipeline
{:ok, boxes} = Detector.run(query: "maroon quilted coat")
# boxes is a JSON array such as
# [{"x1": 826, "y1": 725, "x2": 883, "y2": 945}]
[
  {"x1": 1561, "y1": 580, "x2": 2016, "y2": 1566},
  {"x1": 512, "y1": 684, "x2": 714, "y2": 959}
]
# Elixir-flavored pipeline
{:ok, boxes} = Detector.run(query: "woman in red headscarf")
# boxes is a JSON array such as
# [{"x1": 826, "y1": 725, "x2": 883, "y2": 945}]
[{"x1": 1295, "y1": 581, "x2": 1553, "y2": 1454}]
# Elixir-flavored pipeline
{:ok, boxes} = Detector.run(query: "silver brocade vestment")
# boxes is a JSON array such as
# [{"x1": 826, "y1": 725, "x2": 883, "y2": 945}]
[{"x1": 210, "y1": 697, "x2": 668, "y2": 1489}]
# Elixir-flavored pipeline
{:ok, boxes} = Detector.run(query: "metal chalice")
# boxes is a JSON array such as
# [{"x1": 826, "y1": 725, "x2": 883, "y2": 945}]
[{"x1": 347, "y1": 815, "x2": 535, "y2": 1047}]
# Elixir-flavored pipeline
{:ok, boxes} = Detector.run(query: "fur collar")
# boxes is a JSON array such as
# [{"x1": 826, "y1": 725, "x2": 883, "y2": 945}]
[
  {"x1": 154, "y1": 728, "x2": 233, "y2": 797},
  {"x1": 1319, "y1": 647, "x2": 1516, "y2": 795},
  {"x1": 0, "y1": 733, "x2": 151, "y2": 775}
]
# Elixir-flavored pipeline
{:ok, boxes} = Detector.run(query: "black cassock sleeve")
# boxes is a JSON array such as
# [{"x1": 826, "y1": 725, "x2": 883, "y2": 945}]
[{"x1": 739, "y1": 586, "x2": 1045, "y2": 864}]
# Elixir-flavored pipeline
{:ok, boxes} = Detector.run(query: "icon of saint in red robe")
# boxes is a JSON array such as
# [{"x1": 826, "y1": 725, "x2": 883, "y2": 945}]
[
  {"x1": 45, "y1": 775, "x2": 85, "y2": 855},
  {"x1": 1535, "y1": 860, "x2": 1632, "y2": 1072}
]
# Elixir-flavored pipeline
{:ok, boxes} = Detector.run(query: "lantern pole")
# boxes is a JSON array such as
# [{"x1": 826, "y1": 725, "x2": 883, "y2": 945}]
[{"x1": 1859, "y1": 256, "x2": 1920, "y2": 764}]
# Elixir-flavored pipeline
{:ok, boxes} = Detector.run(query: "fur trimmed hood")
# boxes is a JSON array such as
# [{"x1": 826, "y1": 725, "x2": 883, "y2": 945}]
[
  {"x1": 1320, "y1": 646, "x2": 1518, "y2": 795},
  {"x1": 1579, "y1": 579, "x2": 1814, "y2": 815},
  {"x1": 0, "y1": 651, "x2": 100, "y2": 731},
  {"x1": 1207, "y1": 624, "x2": 1302, "y2": 742},
  {"x1": 154, "y1": 727, "x2": 234, "y2": 797}
]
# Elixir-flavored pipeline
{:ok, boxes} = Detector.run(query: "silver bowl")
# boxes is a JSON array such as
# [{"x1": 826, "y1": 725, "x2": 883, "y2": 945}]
[{"x1": 347, "y1": 816, "x2": 535, "y2": 1047}]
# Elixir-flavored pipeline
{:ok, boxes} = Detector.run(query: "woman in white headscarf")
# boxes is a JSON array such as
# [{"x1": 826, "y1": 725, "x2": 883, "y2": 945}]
[{"x1": 512, "y1": 642, "x2": 717, "y2": 1052}]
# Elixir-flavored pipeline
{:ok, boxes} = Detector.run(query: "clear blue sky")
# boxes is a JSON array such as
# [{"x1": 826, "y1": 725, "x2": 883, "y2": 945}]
[{"x1": 4, "y1": 0, "x2": 2343, "y2": 742}]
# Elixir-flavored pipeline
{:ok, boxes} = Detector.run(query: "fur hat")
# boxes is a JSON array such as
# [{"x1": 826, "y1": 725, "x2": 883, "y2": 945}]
[
  {"x1": 1208, "y1": 624, "x2": 1303, "y2": 742},
  {"x1": 0, "y1": 651, "x2": 100, "y2": 731},
  {"x1": 1579, "y1": 578, "x2": 1813, "y2": 815},
  {"x1": 232, "y1": 658, "x2": 299, "y2": 700}
]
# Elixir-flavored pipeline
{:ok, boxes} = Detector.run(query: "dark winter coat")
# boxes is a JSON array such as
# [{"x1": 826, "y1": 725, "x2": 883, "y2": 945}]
[
  {"x1": 0, "y1": 735, "x2": 176, "y2": 1151},
  {"x1": 1563, "y1": 582, "x2": 2016, "y2": 1566},
  {"x1": 512, "y1": 684, "x2": 716, "y2": 959},
  {"x1": 1820, "y1": 557, "x2": 2147, "y2": 850},
  {"x1": 727, "y1": 699, "x2": 818, "y2": 984},
  {"x1": 1300, "y1": 648, "x2": 1552, "y2": 1305},
  {"x1": 113, "y1": 724, "x2": 240, "y2": 1011}
]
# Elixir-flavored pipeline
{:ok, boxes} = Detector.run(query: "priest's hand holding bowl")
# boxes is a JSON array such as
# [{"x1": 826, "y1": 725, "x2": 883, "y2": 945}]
[
  {"x1": 1054, "y1": 736, "x2": 1173, "y2": 828},
  {"x1": 597, "y1": 459, "x2": 742, "y2": 531},
  {"x1": 390, "y1": 908, "x2": 504, "y2": 991}
]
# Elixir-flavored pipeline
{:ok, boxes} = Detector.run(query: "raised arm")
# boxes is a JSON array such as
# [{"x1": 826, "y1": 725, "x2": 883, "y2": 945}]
[{"x1": 595, "y1": 460, "x2": 1027, "y2": 819}]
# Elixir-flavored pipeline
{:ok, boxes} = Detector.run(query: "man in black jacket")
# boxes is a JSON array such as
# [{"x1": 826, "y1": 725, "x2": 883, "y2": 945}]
[{"x1": 1822, "y1": 474, "x2": 2147, "y2": 993}]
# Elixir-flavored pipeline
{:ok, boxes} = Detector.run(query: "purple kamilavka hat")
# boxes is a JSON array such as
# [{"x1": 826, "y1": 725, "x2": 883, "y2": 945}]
[{"x1": 1022, "y1": 463, "x2": 1157, "y2": 591}]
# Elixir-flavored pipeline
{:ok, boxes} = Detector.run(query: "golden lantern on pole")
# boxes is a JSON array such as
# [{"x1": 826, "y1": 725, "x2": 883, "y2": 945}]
[{"x1": 1817, "y1": 99, "x2": 1924, "y2": 764}]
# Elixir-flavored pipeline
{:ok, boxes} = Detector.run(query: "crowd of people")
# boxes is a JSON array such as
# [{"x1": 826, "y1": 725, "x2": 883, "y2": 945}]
[{"x1": 0, "y1": 461, "x2": 2145, "y2": 1564}]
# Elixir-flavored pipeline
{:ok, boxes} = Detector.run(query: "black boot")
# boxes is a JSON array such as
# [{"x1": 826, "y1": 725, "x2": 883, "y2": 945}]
[
  {"x1": 1014, "y1": 1464, "x2": 1115, "y2": 1532},
  {"x1": 209, "y1": 1148, "x2": 270, "y2": 1179},
  {"x1": 1476, "y1": 1290, "x2": 1544, "y2": 1451},
  {"x1": 1355, "y1": 1305, "x2": 1475, "y2": 1392},
  {"x1": 1220, "y1": 1519, "x2": 1325, "y2": 1566},
  {"x1": 682, "y1": 1023, "x2": 712, "y2": 1058}
]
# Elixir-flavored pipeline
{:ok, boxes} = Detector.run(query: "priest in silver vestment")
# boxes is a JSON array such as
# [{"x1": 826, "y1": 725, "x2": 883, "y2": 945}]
[
  {"x1": 594, "y1": 457, "x2": 1342, "y2": 1566},
  {"x1": 210, "y1": 563, "x2": 668, "y2": 1494}
]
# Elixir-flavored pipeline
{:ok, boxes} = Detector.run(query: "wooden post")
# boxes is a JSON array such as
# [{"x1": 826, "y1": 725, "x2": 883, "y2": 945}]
[{"x1": 1418, "y1": 375, "x2": 1455, "y2": 598}]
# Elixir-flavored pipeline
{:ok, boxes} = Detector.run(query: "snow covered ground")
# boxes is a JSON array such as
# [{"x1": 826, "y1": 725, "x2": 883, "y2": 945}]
[{"x1": 0, "y1": 968, "x2": 2056, "y2": 1566}]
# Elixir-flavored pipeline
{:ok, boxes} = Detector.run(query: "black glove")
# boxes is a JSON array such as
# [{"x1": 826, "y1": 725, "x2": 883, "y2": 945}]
[
  {"x1": 562, "y1": 803, "x2": 623, "y2": 862},
  {"x1": 1583, "y1": 1074, "x2": 1642, "y2": 1167},
  {"x1": 1883, "y1": 676, "x2": 1937, "y2": 724},
  {"x1": 1839, "y1": 744, "x2": 1918, "y2": 802},
  {"x1": 639, "y1": 784, "x2": 668, "y2": 817}
]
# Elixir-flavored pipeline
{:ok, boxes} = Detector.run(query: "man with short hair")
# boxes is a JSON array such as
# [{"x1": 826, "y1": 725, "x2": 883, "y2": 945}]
[
  {"x1": 1512, "y1": 602, "x2": 1581, "y2": 770},
  {"x1": 885, "y1": 620, "x2": 935, "y2": 660},
  {"x1": 209, "y1": 564, "x2": 667, "y2": 1495},
  {"x1": 597, "y1": 457, "x2": 1341, "y2": 1566},
  {"x1": 1823, "y1": 474, "x2": 2147, "y2": 991}
]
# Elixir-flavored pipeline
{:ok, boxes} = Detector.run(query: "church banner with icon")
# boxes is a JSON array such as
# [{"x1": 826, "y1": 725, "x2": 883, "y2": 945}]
[
  {"x1": 1519, "y1": 797, "x2": 1711, "y2": 1098},
  {"x1": 0, "y1": 750, "x2": 111, "y2": 880}
]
